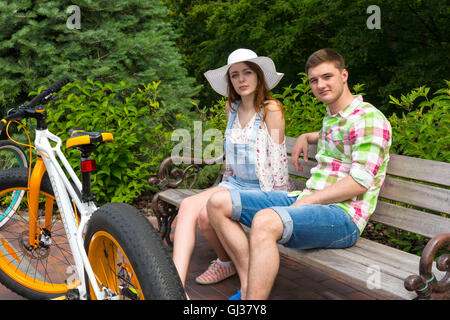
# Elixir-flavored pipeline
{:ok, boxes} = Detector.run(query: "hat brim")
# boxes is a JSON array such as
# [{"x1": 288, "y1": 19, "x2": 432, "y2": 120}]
[{"x1": 204, "y1": 56, "x2": 284, "y2": 97}]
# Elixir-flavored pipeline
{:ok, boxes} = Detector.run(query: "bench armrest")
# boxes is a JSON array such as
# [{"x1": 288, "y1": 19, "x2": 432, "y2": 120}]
[
  {"x1": 404, "y1": 232, "x2": 450, "y2": 299},
  {"x1": 148, "y1": 154, "x2": 225, "y2": 190}
]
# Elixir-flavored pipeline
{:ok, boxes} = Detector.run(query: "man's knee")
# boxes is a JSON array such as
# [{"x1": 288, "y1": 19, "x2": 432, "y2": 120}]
[
  {"x1": 251, "y1": 209, "x2": 284, "y2": 243},
  {"x1": 206, "y1": 190, "x2": 232, "y2": 223}
]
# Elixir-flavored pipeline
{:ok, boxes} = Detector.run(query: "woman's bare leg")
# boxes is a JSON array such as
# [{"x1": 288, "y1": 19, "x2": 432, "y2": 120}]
[{"x1": 172, "y1": 186, "x2": 228, "y2": 286}]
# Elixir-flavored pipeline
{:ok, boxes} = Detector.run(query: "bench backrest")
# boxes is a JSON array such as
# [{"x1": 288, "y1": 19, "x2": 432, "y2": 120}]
[{"x1": 285, "y1": 136, "x2": 450, "y2": 239}]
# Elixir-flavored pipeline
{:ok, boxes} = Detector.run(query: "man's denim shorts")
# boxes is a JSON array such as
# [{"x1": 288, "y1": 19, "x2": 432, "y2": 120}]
[{"x1": 228, "y1": 189, "x2": 360, "y2": 249}]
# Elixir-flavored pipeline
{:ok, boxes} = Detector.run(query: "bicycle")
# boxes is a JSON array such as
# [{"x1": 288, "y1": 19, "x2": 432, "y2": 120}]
[{"x1": 0, "y1": 78, "x2": 186, "y2": 300}]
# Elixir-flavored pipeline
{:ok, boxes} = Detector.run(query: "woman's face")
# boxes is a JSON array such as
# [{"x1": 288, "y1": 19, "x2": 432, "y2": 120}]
[{"x1": 228, "y1": 62, "x2": 258, "y2": 97}]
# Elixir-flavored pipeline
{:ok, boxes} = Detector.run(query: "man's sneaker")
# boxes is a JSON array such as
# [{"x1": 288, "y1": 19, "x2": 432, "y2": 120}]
[
  {"x1": 229, "y1": 290, "x2": 241, "y2": 300},
  {"x1": 195, "y1": 260, "x2": 236, "y2": 285}
]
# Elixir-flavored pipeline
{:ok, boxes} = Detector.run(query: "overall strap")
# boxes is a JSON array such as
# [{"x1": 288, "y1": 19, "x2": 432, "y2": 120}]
[
  {"x1": 246, "y1": 106, "x2": 264, "y2": 169},
  {"x1": 225, "y1": 100, "x2": 241, "y2": 134},
  {"x1": 251, "y1": 105, "x2": 264, "y2": 138}
]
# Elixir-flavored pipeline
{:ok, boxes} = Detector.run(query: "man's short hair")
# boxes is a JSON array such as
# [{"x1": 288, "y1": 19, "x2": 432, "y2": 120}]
[{"x1": 305, "y1": 48, "x2": 345, "y2": 74}]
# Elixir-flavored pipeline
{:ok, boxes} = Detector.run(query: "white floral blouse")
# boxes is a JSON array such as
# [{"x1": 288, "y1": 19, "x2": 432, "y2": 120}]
[{"x1": 223, "y1": 112, "x2": 289, "y2": 191}]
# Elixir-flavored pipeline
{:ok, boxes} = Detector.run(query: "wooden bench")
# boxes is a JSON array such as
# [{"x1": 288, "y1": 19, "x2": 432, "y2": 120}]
[{"x1": 148, "y1": 136, "x2": 450, "y2": 300}]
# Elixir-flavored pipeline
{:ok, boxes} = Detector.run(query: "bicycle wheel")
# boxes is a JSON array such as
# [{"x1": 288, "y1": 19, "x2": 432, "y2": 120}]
[
  {"x1": 0, "y1": 140, "x2": 28, "y2": 170},
  {"x1": 0, "y1": 141, "x2": 29, "y2": 227},
  {"x1": 0, "y1": 168, "x2": 72, "y2": 299},
  {"x1": 84, "y1": 203, "x2": 186, "y2": 300}
]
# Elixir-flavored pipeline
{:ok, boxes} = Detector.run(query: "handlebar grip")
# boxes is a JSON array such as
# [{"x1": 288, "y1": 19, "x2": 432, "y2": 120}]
[
  {"x1": 27, "y1": 77, "x2": 72, "y2": 108},
  {"x1": 48, "y1": 77, "x2": 71, "y2": 93}
]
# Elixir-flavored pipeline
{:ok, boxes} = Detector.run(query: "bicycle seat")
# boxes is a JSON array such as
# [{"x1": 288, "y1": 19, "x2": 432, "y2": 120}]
[{"x1": 66, "y1": 129, "x2": 114, "y2": 149}]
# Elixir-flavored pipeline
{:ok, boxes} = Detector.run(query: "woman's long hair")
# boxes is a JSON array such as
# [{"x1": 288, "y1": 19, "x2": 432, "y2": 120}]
[{"x1": 226, "y1": 61, "x2": 284, "y2": 121}]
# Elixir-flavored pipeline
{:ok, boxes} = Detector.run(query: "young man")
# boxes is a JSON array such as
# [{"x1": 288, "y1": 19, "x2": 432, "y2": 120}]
[{"x1": 206, "y1": 48, "x2": 392, "y2": 300}]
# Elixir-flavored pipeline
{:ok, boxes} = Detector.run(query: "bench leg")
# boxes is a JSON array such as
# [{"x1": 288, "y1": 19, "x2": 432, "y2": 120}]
[
  {"x1": 151, "y1": 193, "x2": 178, "y2": 247},
  {"x1": 404, "y1": 233, "x2": 450, "y2": 299}
]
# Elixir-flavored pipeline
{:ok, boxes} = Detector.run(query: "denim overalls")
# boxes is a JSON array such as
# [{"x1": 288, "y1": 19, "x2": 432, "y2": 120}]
[{"x1": 219, "y1": 101, "x2": 262, "y2": 190}]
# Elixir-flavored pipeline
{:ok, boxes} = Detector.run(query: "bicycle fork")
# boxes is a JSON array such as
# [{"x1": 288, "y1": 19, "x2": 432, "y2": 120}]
[{"x1": 27, "y1": 156, "x2": 48, "y2": 249}]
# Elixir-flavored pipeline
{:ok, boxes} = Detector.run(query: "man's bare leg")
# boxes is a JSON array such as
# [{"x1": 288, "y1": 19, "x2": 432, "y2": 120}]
[
  {"x1": 207, "y1": 190, "x2": 250, "y2": 298},
  {"x1": 246, "y1": 209, "x2": 284, "y2": 300}
]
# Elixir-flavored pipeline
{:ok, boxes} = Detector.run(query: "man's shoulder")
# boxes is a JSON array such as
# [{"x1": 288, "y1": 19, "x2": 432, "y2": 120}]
[{"x1": 352, "y1": 102, "x2": 389, "y2": 123}]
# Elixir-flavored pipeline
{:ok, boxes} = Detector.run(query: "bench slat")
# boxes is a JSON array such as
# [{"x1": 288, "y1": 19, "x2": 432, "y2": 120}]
[
  {"x1": 380, "y1": 177, "x2": 449, "y2": 214},
  {"x1": 350, "y1": 238, "x2": 426, "y2": 274},
  {"x1": 371, "y1": 201, "x2": 450, "y2": 238},
  {"x1": 387, "y1": 154, "x2": 450, "y2": 187},
  {"x1": 158, "y1": 189, "x2": 201, "y2": 207},
  {"x1": 288, "y1": 178, "x2": 307, "y2": 192},
  {"x1": 287, "y1": 159, "x2": 316, "y2": 179}
]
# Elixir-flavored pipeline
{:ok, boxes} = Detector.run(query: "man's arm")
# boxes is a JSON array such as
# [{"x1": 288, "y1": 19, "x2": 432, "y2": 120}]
[
  {"x1": 291, "y1": 176, "x2": 367, "y2": 207},
  {"x1": 291, "y1": 132, "x2": 319, "y2": 171}
]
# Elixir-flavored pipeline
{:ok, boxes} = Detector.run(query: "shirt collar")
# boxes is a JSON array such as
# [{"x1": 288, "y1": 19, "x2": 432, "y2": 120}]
[{"x1": 326, "y1": 95, "x2": 363, "y2": 118}]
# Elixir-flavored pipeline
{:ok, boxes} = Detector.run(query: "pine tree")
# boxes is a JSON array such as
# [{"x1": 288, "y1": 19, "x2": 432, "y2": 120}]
[{"x1": 0, "y1": 0, "x2": 200, "y2": 113}]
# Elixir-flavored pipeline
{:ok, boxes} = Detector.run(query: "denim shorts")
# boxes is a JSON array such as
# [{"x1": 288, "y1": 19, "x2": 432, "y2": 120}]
[
  {"x1": 228, "y1": 190, "x2": 360, "y2": 249},
  {"x1": 218, "y1": 176, "x2": 260, "y2": 191}
]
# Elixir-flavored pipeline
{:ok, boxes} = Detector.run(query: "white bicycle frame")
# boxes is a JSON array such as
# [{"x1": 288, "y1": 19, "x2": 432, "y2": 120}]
[{"x1": 33, "y1": 128, "x2": 114, "y2": 300}]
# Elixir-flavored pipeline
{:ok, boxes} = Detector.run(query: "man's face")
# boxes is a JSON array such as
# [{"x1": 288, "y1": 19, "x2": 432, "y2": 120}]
[{"x1": 307, "y1": 62, "x2": 348, "y2": 105}]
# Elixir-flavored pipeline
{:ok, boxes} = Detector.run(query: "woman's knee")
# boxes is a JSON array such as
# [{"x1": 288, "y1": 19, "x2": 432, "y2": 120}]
[
  {"x1": 197, "y1": 206, "x2": 211, "y2": 232},
  {"x1": 178, "y1": 196, "x2": 201, "y2": 222}
]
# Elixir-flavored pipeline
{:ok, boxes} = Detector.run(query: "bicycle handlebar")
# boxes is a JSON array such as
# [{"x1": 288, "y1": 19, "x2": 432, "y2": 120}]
[
  {"x1": 27, "y1": 77, "x2": 71, "y2": 109},
  {"x1": 0, "y1": 77, "x2": 72, "y2": 133}
]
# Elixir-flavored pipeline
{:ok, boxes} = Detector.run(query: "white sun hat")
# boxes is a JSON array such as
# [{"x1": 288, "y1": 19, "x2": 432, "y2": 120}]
[{"x1": 204, "y1": 48, "x2": 284, "y2": 97}]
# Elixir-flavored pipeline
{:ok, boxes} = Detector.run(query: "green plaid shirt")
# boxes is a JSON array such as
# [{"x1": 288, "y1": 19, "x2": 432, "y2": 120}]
[{"x1": 289, "y1": 96, "x2": 392, "y2": 233}]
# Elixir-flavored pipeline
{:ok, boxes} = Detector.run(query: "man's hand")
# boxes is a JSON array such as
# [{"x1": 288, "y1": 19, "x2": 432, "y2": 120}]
[
  {"x1": 290, "y1": 197, "x2": 313, "y2": 207},
  {"x1": 291, "y1": 132, "x2": 319, "y2": 171}
]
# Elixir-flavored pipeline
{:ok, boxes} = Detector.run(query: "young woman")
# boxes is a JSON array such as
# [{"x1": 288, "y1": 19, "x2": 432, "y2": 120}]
[{"x1": 172, "y1": 48, "x2": 289, "y2": 291}]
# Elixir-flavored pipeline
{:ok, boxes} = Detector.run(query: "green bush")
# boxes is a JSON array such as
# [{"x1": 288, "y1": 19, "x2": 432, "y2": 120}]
[
  {"x1": 42, "y1": 79, "x2": 194, "y2": 204},
  {"x1": 273, "y1": 73, "x2": 326, "y2": 137},
  {"x1": 0, "y1": 0, "x2": 200, "y2": 115},
  {"x1": 388, "y1": 81, "x2": 450, "y2": 162}
]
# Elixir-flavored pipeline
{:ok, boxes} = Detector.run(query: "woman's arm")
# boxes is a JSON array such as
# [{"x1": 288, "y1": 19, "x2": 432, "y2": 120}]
[{"x1": 263, "y1": 100, "x2": 285, "y2": 144}]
